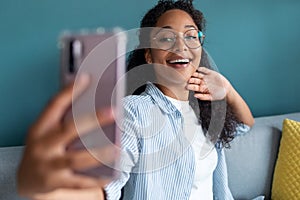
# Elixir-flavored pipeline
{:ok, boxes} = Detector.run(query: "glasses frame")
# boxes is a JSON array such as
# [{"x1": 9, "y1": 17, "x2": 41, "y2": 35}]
[{"x1": 152, "y1": 29, "x2": 205, "y2": 51}]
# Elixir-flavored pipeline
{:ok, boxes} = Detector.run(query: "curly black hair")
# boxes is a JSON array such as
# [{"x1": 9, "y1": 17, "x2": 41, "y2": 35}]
[{"x1": 126, "y1": 0, "x2": 241, "y2": 148}]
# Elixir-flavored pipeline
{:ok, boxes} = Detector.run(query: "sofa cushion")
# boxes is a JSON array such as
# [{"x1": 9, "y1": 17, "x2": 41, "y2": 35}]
[{"x1": 271, "y1": 118, "x2": 300, "y2": 199}]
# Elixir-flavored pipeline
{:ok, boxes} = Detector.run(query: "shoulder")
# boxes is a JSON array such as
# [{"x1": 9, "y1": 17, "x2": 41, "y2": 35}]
[
  {"x1": 123, "y1": 94, "x2": 154, "y2": 111},
  {"x1": 123, "y1": 94, "x2": 152, "y2": 106},
  {"x1": 122, "y1": 94, "x2": 155, "y2": 120}
]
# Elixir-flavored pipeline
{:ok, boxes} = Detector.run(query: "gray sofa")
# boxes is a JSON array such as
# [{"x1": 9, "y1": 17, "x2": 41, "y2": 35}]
[
  {"x1": 225, "y1": 112, "x2": 300, "y2": 199},
  {"x1": 1, "y1": 112, "x2": 300, "y2": 200}
]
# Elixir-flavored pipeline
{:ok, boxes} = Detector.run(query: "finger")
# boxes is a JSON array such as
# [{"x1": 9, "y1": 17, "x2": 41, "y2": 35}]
[
  {"x1": 53, "y1": 146, "x2": 117, "y2": 171},
  {"x1": 47, "y1": 171, "x2": 100, "y2": 190},
  {"x1": 186, "y1": 84, "x2": 200, "y2": 92},
  {"x1": 61, "y1": 108, "x2": 114, "y2": 145},
  {"x1": 188, "y1": 77, "x2": 201, "y2": 85},
  {"x1": 192, "y1": 72, "x2": 205, "y2": 79},
  {"x1": 197, "y1": 66, "x2": 211, "y2": 74},
  {"x1": 40, "y1": 107, "x2": 114, "y2": 148},
  {"x1": 198, "y1": 83, "x2": 210, "y2": 94},
  {"x1": 31, "y1": 74, "x2": 90, "y2": 138},
  {"x1": 33, "y1": 187, "x2": 104, "y2": 200},
  {"x1": 58, "y1": 172, "x2": 112, "y2": 189},
  {"x1": 194, "y1": 93, "x2": 212, "y2": 101},
  {"x1": 187, "y1": 81, "x2": 208, "y2": 93}
]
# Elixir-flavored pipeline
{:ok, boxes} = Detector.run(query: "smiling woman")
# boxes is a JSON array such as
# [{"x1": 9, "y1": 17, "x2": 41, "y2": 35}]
[{"x1": 105, "y1": 0, "x2": 254, "y2": 199}]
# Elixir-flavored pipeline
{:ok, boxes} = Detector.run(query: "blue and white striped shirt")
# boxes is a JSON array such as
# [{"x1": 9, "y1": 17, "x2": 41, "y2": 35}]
[{"x1": 104, "y1": 82, "x2": 249, "y2": 200}]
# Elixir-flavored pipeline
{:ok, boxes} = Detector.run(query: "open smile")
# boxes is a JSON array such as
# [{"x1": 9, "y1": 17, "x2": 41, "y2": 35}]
[{"x1": 166, "y1": 58, "x2": 191, "y2": 68}]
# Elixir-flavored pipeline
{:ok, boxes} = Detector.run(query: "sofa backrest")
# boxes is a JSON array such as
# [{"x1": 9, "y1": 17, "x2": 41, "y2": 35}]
[
  {"x1": 225, "y1": 112, "x2": 300, "y2": 199},
  {"x1": 1, "y1": 113, "x2": 300, "y2": 199}
]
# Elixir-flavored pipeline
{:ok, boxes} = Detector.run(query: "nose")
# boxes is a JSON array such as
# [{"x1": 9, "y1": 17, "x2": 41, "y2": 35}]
[{"x1": 172, "y1": 36, "x2": 188, "y2": 52}]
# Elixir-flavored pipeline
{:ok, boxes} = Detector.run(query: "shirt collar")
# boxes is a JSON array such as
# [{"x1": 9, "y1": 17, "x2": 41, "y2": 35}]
[{"x1": 143, "y1": 82, "x2": 179, "y2": 114}]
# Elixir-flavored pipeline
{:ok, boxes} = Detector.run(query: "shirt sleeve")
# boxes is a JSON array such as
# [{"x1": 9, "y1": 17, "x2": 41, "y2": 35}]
[
  {"x1": 234, "y1": 123, "x2": 251, "y2": 137},
  {"x1": 104, "y1": 100, "x2": 141, "y2": 200}
]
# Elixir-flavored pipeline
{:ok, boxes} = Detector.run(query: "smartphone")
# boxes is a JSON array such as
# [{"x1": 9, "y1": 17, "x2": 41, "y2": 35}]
[{"x1": 59, "y1": 29, "x2": 127, "y2": 179}]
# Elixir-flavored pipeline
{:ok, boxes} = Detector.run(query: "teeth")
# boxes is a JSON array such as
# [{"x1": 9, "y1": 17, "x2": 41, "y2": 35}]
[{"x1": 169, "y1": 59, "x2": 190, "y2": 64}]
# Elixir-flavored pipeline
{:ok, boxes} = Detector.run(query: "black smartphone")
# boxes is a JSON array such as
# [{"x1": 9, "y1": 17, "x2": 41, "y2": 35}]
[{"x1": 59, "y1": 29, "x2": 127, "y2": 179}]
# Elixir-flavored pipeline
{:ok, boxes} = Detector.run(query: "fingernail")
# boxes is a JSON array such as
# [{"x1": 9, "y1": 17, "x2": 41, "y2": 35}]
[
  {"x1": 78, "y1": 73, "x2": 91, "y2": 85},
  {"x1": 106, "y1": 108, "x2": 114, "y2": 118},
  {"x1": 72, "y1": 74, "x2": 91, "y2": 99},
  {"x1": 100, "y1": 107, "x2": 114, "y2": 120}
]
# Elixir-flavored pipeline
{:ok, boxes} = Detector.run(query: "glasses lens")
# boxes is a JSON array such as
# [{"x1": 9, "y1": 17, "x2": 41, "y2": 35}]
[
  {"x1": 184, "y1": 29, "x2": 201, "y2": 49},
  {"x1": 153, "y1": 30, "x2": 176, "y2": 50},
  {"x1": 153, "y1": 29, "x2": 203, "y2": 50}
]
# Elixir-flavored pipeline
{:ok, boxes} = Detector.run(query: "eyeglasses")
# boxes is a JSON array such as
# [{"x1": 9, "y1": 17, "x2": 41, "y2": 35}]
[{"x1": 152, "y1": 29, "x2": 204, "y2": 50}]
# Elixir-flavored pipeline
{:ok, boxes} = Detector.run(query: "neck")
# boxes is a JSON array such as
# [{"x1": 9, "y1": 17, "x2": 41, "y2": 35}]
[{"x1": 155, "y1": 83, "x2": 189, "y2": 101}]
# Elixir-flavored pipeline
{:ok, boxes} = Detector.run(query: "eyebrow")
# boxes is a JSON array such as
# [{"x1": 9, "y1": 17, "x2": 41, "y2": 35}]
[
  {"x1": 152, "y1": 25, "x2": 198, "y2": 37},
  {"x1": 161, "y1": 25, "x2": 197, "y2": 30},
  {"x1": 185, "y1": 25, "x2": 197, "y2": 29}
]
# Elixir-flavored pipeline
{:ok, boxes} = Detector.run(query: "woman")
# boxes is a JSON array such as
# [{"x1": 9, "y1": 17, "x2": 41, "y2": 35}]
[
  {"x1": 17, "y1": 0, "x2": 254, "y2": 199},
  {"x1": 104, "y1": 0, "x2": 253, "y2": 199}
]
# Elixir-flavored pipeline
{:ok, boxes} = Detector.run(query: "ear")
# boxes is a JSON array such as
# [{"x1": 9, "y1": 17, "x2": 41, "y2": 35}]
[{"x1": 144, "y1": 49, "x2": 152, "y2": 64}]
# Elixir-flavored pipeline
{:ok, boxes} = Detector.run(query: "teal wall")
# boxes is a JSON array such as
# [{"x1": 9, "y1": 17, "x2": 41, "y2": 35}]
[{"x1": 1, "y1": 0, "x2": 300, "y2": 147}]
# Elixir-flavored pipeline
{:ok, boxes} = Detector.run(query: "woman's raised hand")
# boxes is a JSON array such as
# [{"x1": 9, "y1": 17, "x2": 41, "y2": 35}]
[{"x1": 187, "y1": 67, "x2": 232, "y2": 101}]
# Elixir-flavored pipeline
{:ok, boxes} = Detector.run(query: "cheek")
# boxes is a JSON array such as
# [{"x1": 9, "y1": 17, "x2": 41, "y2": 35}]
[
  {"x1": 192, "y1": 49, "x2": 202, "y2": 67},
  {"x1": 150, "y1": 49, "x2": 168, "y2": 63}
]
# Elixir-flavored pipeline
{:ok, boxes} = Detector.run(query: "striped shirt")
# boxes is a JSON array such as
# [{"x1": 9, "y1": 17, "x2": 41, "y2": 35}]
[{"x1": 104, "y1": 82, "x2": 250, "y2": 200}]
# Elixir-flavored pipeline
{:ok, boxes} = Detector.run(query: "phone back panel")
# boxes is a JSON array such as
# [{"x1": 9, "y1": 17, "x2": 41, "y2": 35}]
[{"x1": 60, "y1": 31, "x2": 126, "y2": 178}]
